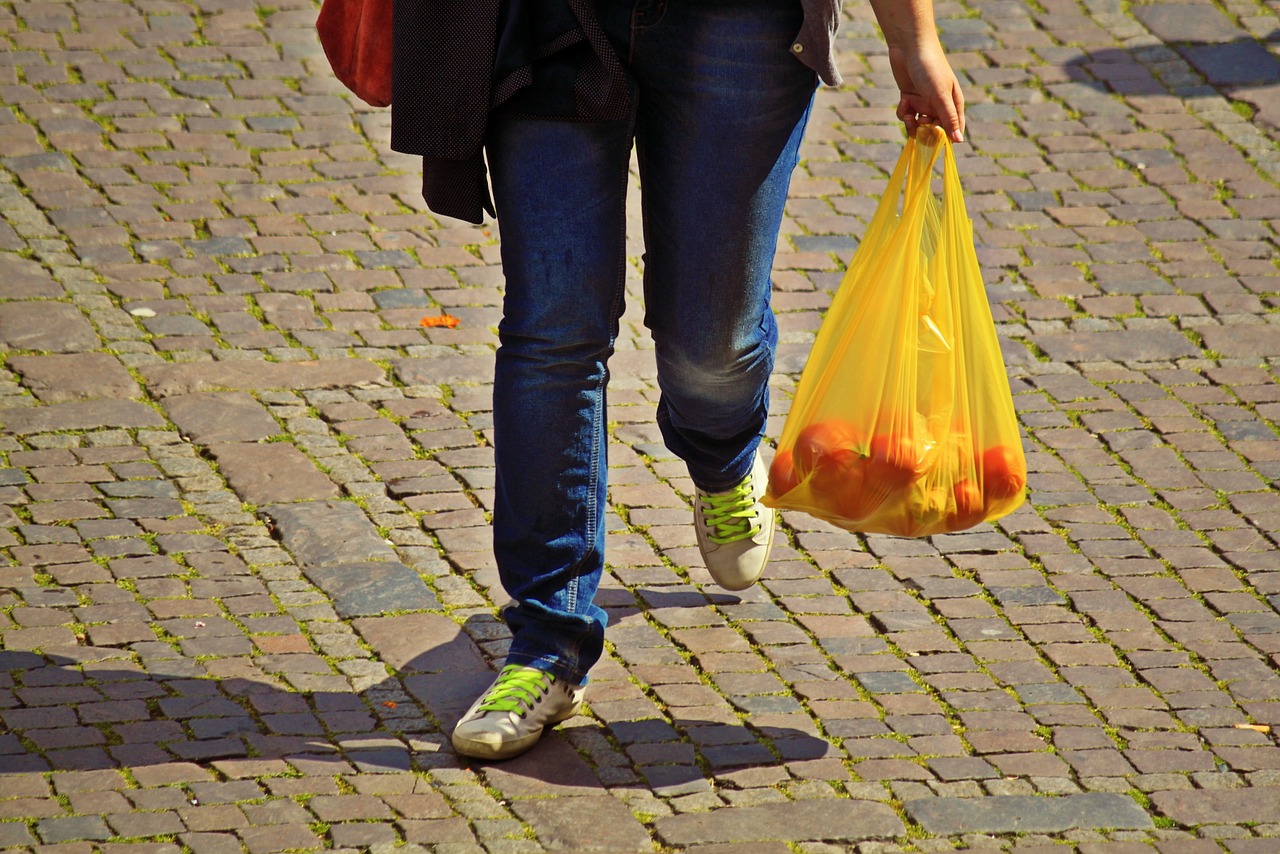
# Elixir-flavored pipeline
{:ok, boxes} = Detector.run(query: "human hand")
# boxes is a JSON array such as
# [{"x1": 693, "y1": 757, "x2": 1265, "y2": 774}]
[{"x1": 888, "y1": 41, "x2": 965, "y2": 144}]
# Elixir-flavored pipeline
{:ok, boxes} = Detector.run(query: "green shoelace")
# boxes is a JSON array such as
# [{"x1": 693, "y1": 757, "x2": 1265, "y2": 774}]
[
  {"x1": 700, "y1": 480, "x2": 761, "y2": 545},
  {"x1": 476, "y1": 665, "x2": 554, "y2": 718}
]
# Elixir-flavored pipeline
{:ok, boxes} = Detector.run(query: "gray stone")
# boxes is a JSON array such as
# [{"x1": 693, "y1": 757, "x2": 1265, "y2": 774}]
[
  {"x1": 0, "y1": 254, "x2": 62, "y2": 299},
  {"x1": 1151, "y1": 787, "x2": 1280, "y2": 824},
  {"x1": 1236, "y1": 82, "x2": 1280, "y2": 131},
  {"x1": 1199, "y1": 325, "x2": 1280, "y2": 359},
  {"x1": 483, "y1": 737, "x2": 607, "y2": 798},
  {"x1": 0, "y1": 301, "x2": 98, "y2": 353},
  {"x1": 655, "y1": 799, "x2": 904, "y2": 846},
  {"x1": 140, "y1": 359, "x2": 385, "y2": 397},
  {"x1": 264, "y1": 500, "x2": 395, "y2": 568},
  {"x1": 303, "y1": 561, "x2": 438, "y2": 618},
  {"x1": 511, "y1": 796, "x2": 652, "y2": 851},
  {"x1": 0, "y1": 823, "x2": 36, "y2": 848},
  {"x1": 1015, "y1": 683, "x2": 1085, "y2": 704},
  {"x1": 367, "y1": 615, "x2": 495, "y2": 724},
  {"x1": 1000, "y1": 335, "x2": 1036, "y2": 367},
  {"x1": 348, "y1": 747, "x2": 412, "y2": 773},
  {"x1": 352, "y1": 613, "x2": 485, "y2": 674},
  {"x1": 142, "y1": 314, "x2": 213, "y2": 337},
  {"x1": 0, "y1": 400, "x2": 165, "y2": 435},
  {"x1": 1228, "y1": 612, "x2": 1280, "y2": 634},
  {"x1": 1219, "y1": 420, "x2": 1279, "y2": 442},
  {"x1": 209, "y1": 443, "x2": 338, "y2": 504},
  {"x1": 393, "y1": 353, "x2": 497, "y2": 386},
  {"x1": 1034, "y1": 329, "x2": 1198, "y2": 362},
  {"x1": 110, "y1": 555, "x2": 186, "y2": 581},
  {"x1": 1181, "y1": 41, "x2": 1279, "y2": 86},
  {"x1": 106, "y1": 498, "x2": 186, "y2": 519},
  {"x1": 1131, "y1": 4, "x2": 1241, "y2": 43},
  {"x1": 187, "y1": 236, "x2": 254, "y2": 256},
  {"x1": 775, "y1": 342, "x2": 813, "y2": 375},
  {"x1": 100, "y1": 480, "x2": 180, "y2": 499},
  {"x1": 354, "y1": 249, "x2": 416, "y2": 268},
  {"x1": 990, "y1": 586, "x2": 1065, "y2": 606},
  {"x1": 9, "y1": 353, "x2": 140, "y2": 402},
  {"x1": 165, "y1": 392, "x2": 281, "y2": 443},
  {"x1": 372, "y1": 289, "x2": 432, "y2": 309},
  {"x1": 36, "y1": 815, "x2": 112, "y2": 843},
  {"x1": 855, "y1": 671, "x2": 922, "y2": 694},
  {"x1": 904, "y1": 793, "x2": 1153, "y2": 835}
]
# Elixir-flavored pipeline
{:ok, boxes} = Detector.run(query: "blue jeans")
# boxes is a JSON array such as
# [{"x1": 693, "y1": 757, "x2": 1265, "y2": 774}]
[{"x1": 487, "y1": 0, "x2": 817, "y2": 686}]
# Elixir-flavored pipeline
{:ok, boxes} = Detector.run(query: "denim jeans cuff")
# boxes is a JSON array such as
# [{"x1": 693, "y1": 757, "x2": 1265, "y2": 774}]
[{"x1": 504, "y1": 649, "x2": 590, "y2": 687}]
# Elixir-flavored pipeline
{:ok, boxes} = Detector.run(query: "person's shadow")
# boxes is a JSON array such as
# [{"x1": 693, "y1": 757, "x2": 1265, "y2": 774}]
[
  {"x1": 1059, "y1": 30, "x2": 1280, "y2": 128},
  {"x1": 0, "y1": 604, "x2": 832, "y2": 800}
]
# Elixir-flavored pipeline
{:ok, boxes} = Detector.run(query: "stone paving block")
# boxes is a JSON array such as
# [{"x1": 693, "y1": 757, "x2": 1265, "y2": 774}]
[
  {"x1": 393, "y1": 353, "x2": 498, "y2": 385},
  {"x1": 164, "y1": 392, "x2": 282, "y2": 444},
  {"x1": 237, "y1": 823, "x2": 324, "y2": 853},
  {"x1": 140, "y1": 359, "x2": 385, "y2": 397},
  {"x1": 510, "y1": 795, "x2": 652, "y2": 851},
  {"x1": 483, "y1": 737, "x2": 609, "y2": 799},
  {"x1": 905, "y1": 793, "x2": 1154, "y2": 835},
  {"x1": 0, "y1": 254, "x2": 63, "y2": 299},
  {"x1": 263, "y1": 500, "x2": 396, "y2": 568},
  {"x1": 209, "y1": 443, "x2": 339, "y2": 504},
  {"x1": 1131, "y1": 4, "x2": 1242, "y2": 42},
  {"x1": 1150, "y1": 787, "x2": 1280, "y2": 825},
  {"x1": 655, "y1": 799, "x2": 904, "y2": 846},
  {"x1": 0, "y1": 824, "x2": 37, "y2": 848},
  {"x1": 1181, "y1": 42, "x2": 1280, "y2": 87},
  {"x1": 352, "y1": 612, "x2": 485, "y2": 674},
  {"x1": 1034, "y1": 329, "x2": 1200, "y2": 363},
  {"x1": 35, "y1": 814, "x2": 113, "y2": 843},
  {"x1": 303, "y1": 561, "x2": 438, "y2": 618},
  {"x1": 9, "y1": 353, "x2": 141, "y2": 403},
  {"x1": 1199, "y1": 325, "x2": 1280, "y2": 359},
  {"x1": 0, "y1": 399, "x2": 165, "y2": 435},
  {"x1": 0, "y1": 301, "x2": 98, "y2": 353}
]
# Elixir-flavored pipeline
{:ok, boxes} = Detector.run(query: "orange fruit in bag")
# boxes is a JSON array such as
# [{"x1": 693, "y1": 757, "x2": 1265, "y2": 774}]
[
  {"x1": 865, "y1": 432, "x2": 920, "y2": 491},
  {"x1": 768, "y1": 448, "x2": 801, "y2": 498},
  {"x1": 794, "y1": 419, "x2": 866, "y2": 518},
  {"x1": 981, "y1": 445, "x2": 1025, "y2": 500},
  {"x1": 947, "y1": 479, "x2": 986, "y2": 531},
  {"x1": 794, "y1": 419, "x2": 860, "y2": 477},
  {"x1": 833, "y1": 460, "x2": 882, "y2": 523}
]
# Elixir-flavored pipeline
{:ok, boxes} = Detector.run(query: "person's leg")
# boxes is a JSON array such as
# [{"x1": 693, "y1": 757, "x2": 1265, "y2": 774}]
[
  {"x1": 632, "y1": 0, "x2": 817, "y2": 493},
  {"x1": 484, "y1": 110, "x2": 635, "y2": 686}
]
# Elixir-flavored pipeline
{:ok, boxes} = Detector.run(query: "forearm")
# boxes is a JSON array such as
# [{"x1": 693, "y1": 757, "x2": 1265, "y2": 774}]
[{"x1": 867, "y1": 0, "x2": 942, "y2": 48}]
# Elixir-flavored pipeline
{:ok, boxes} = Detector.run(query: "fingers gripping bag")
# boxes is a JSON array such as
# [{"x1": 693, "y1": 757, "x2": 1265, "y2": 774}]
[{"x1": 765, "y1": 126, "x2": 1026, "y2": 537}]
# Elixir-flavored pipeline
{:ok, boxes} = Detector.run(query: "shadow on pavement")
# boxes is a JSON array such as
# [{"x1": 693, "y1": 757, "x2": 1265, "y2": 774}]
[
  {"x1": 0, "y1": 624, "x2": 830, "y2": 791},
  {"x1": 1063, "y1": 35, "x2": 1280, "y2": 128}
]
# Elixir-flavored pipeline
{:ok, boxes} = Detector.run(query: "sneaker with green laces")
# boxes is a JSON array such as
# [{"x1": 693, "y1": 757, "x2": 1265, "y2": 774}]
[
  {"x1": 693, "y1": 452, "x2": 775, "y2": 591},
  {"x1": 451, "y1": 664, "x2": 586, "y2": 760}
]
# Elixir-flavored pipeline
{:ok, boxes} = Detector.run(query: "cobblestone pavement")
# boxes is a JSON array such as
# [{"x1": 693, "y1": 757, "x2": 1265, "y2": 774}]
[{"x1": 0, "y1": 0, "x2": 1279, "y2": 851}]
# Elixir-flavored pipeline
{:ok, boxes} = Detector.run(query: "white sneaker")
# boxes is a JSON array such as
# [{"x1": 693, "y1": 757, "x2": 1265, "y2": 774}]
[
  {"x1": 451, "y1": 665, "x2": 585, "y2": 761},
  {"x1": 693, "y1": 452, "x2": 775, "y2": 591}
]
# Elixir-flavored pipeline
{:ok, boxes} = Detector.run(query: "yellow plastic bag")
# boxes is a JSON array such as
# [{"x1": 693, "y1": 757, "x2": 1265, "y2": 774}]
[{"x1": 765, "y1": 126, "x2": 1026, "y2": 537}]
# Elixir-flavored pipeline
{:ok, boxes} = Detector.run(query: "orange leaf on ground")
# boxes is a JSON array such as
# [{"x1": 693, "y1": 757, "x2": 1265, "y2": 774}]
[
  {"x1": 382, "y1": 701, "x2": 397, "y2": 708},
  {"x1": 420, "y1": 313, "x2": 460, "y2": 329}
]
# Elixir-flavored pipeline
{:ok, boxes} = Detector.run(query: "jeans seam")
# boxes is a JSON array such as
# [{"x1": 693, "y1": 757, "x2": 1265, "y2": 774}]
[{"x1": 576, "y1": 112, "x2": 632, "y2": 651}]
